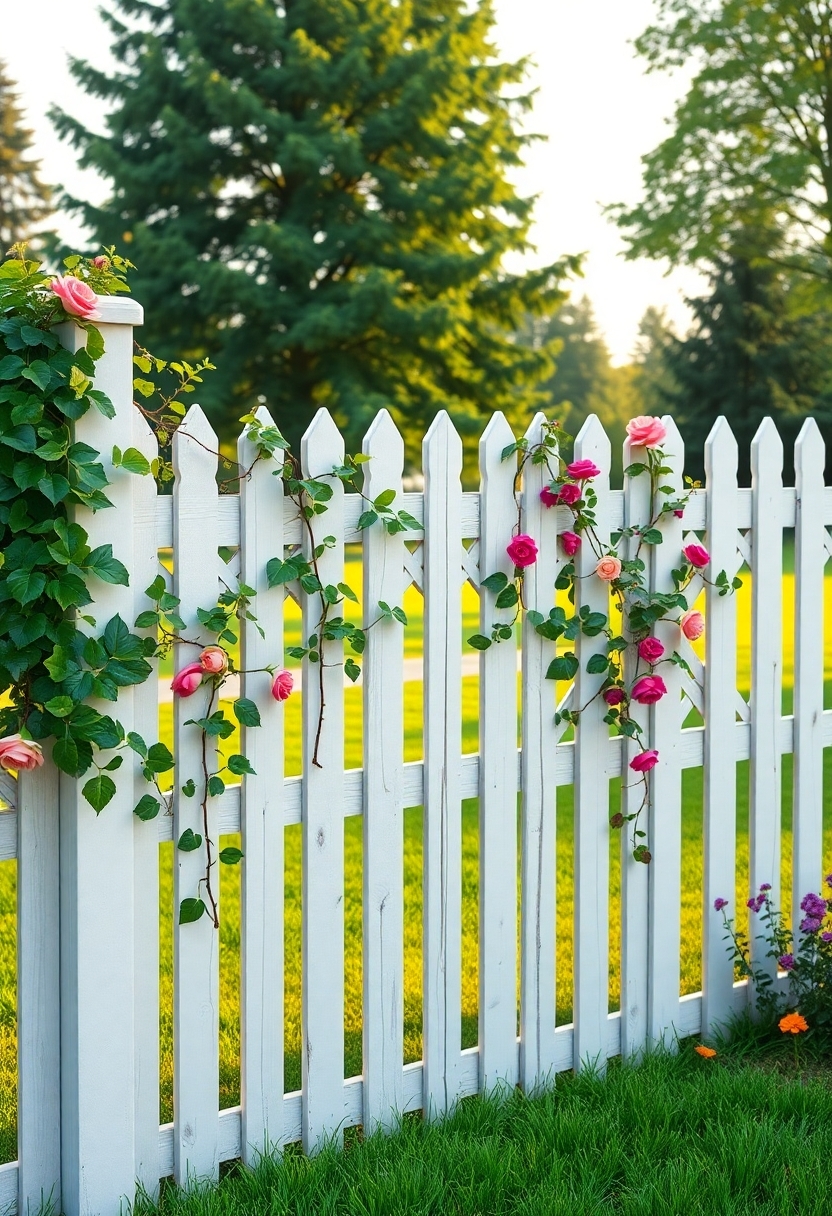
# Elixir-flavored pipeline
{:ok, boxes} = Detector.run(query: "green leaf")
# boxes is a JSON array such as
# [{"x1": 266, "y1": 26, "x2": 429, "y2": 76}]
[
  {"x1": 145, "y1": 742, "x2": 174, "y2": 774},
  {"x1": 52, "y1": 735, "x2": 79, "y2": 775},
  {"x1": 220, "y1": 847, "x2": 243, "y2": 865},
  {"x1": 586, "y1": 653, "x2": 610, "y2": 675},
  {"x1": 468, "y1": 634, "x2": 492, "y2": 650},
  {"x1": 6, "y1": 568, "x2": 46, "y2": 605},
  {"x1": 391, "y1": 606, "x2": 407, "y2": 625},
  {"x1": 37, "y1": 473, "x2": 72, "y2": 505},
  {"x1": 126, "y1": 731, "x2": 148, "y2": 758},
  {"x1": 179, "y1": 897, "x2": 206, "y2": 925},
  {"x1": 117, "y1": 446, "x2": 151, "y2": 476},
  {"x1": 133, "y1": 794, "x2": 161, "y2": 821},
  {"x1": 82, "y1": 773, "x2": 117, "y2": 814},
  {"x1": 232, "y1": 698, "x2": 261, "y2": 728},
  {"x1": 494, "y1": 584, "x2": 518, "y2": 609},
  {"x1": 134, "y1": 610, "x2": 159, "y2": 629},
  {"x1": 481, "y1": 572, "x2": 509, "y2": 594},
  {"x1": 545, "y1": 653, "x2": 579, "y2": 681},
  {"x1": 344, "y1": 657, "x2": 361, "y2": 682},
  {"x1": 373, "y1": 488, "x2": 396, "y2": 509},
  {"x1": 338, "y1": 582, "x2": 358, "y2": 603},
  {"x1": 44, "y1": 696, "x2": 74, "y2": 718},
  {"x1": 85, "y1": 545, "x2": 130, "y2": 586},
  {"x1": 133, "y1": 377, "x2": 156, "y2": 398},
  {"x1": 84, "y1": 325, "x2": 105, "y2": 361},
  {"x1": 181, "y1": 778, "x2": 196, "y2": 797},
  {"x1": 641, "y1": 528, "x2": 663, "y2": 545},
  {"x1": 357, "y1": 510, "x2": 378, "y2": 529},
  {"x1": 208, "y1": 774, "x2": 226, "y2": 797},
  {"x1": 0, "y1": 354, "x2": 25, "y2": 380},
  {"x1": 227, "y1": 753, "x2": 256, "y2": 775},
  {"x1": 177, "y1": 828, "x2": 202, "y2": 851}
]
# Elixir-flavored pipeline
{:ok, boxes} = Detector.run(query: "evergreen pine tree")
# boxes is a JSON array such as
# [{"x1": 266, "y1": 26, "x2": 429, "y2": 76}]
[
  {"x1": 0, "y1": 62, "x2": 52, "y2": 252},
  {"x1": 52, "y1": 0, "x2": 575, "y2": 450}
]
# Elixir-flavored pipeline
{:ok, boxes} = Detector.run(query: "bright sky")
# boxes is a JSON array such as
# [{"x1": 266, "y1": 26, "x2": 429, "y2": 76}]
[{"x1": 4, "y1": 0, "x2": 707, "y2": 363}]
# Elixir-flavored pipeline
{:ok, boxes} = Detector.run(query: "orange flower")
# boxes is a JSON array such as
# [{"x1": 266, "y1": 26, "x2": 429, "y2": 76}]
[
  {"x1": 695, "y1": 1045, "x2": 717, "y2": 1058},
  {"x1": 779, "y1": 1012, "x2": 808, "y2": 1035}
]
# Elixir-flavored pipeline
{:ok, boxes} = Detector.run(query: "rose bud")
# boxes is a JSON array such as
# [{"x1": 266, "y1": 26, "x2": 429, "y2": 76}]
[
  {"x1": 683, "y1": 543, "x2": 710, "y2": 568},
  {"x1": 565, "y1": 459, "x2": 601, "y2": 481},
  {"x1": 91, "y1": 255, "x2": 110, "y2": 269},
  {"x1": 638, "y1": 636, "x2": 664, "y2": 664},
  {"x1": 560, "y1": 531, "x2": 581, "y2": 557},
  {"x1": 603, "y1": 687, "x2": 625, "y2": 706},
  {"x1": 271, "y1": 669, "x2": 294, "y2": 701},
  {"x1": 540, "y1": 486, "x2": 559, "y2": 508},
  {"x1": 630, "y1": 749, "x2": 659, "y2": 773},
  {"x1": 171, "y1": 661, "x2": 204, "y2": 697}
]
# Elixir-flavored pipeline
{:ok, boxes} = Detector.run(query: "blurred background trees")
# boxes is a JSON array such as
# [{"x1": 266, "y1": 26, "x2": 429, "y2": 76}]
[{"x1": 0, "y1": 61, "x2": 52, "y2": 252}]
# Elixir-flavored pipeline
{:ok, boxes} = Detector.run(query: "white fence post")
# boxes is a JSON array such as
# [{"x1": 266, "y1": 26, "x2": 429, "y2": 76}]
[
  {"x1": 477, "y1": 414, "x2": 519, "y2": 1092},
  {"x1": 239, "y1": 408, "x2": 286, "y2": 1162},
  {"x1": 573, "y1": 415, "x2": 612, "y2": 1072},
  {"x1": 361, "y1": 410, "x2": 406, "y2": 1132},
  {"x1": 57, "y1": 296, "x2": 144, "y2": 1216}
]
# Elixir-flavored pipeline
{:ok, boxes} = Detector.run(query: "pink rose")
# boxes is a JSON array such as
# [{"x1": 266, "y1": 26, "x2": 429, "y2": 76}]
[
  {"x1": 51, "y1": 275, "x2": 100, "y2": 320},
  {"x1": 566, "y1": 459, "x2": 601, "y2": 480},
  {"x1": 560, "y1": 531, "x2": 581, "y2": 557},
  {"x1": 540, "y1": 486, "x2": 559, "y2": 509},
  {"x1": 674, "y1": 509, "x2": 684, "y2": 519},
  {"x1": 171, "y1": 661, "x2": 203, "y2": 697},
  {"x1": 631, "y1": 675, "x2": 667, "y2": 705},
  {"x1": 0, "y1": 734, "x2": 44, "y2": 772},
  {"x1": 626, "y1": 416, "x2": 667, "y2": 448},
  {"x1": 680, "y1": 609, "x2": 704, "y2": 641},
  {"x1": 603, "y1": 687, "x2": 625, "y2": 706},
  {"x1": 595, "y1": 555, "x2": 622, "y2": 582},
  {"x1": 683, "y1": 544, "x2": 709, "y2": 568},
  {"x1": 638, "y1": 636, "x2": 664, "y2": 664},
  {"x1": 507, "y1": 534, "x2": 538, "y2": 568},
  {"x1": 556, "y1": 483, "x2": 582, "y2": 506},
  {"x1": 199, "y1": 646, "x2": 228, "y2": 675},
  {"x1": 630, "y1": 749, "x2": 659, "y2": 773},
  {"x1": 91, "y1": 255, "x2": 110, "y2": 270},
  {"x1": 271, "y1": 669, "x2": 294, "y2": 701}
]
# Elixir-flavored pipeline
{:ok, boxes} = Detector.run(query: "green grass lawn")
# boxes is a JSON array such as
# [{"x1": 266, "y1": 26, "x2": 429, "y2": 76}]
[
  {"x1": 135, "y1": 1049, "x2": 832, "y2": 1216},
  {"x1": 0, "y1": 560, "x2": 829, "y2": 1166}
]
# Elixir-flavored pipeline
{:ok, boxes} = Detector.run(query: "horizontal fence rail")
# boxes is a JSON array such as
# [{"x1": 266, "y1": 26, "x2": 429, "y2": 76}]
[{"x1": 3, "y1": 297, "x2": 831, "y2": 1215}]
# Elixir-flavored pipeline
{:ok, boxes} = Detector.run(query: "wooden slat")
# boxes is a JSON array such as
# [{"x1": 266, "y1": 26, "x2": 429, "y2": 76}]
[
  {"x1": 701, "y1": 417, "x2": 739, "y2": 1035},
  {"x1": 172, "y1": 405, "x2": 220, "y2": 1183},
  {"x1": 238, "y1": 407, "x2": 286, "y2": 1161},
  {"x1": 361, "y1": 410, "x2": 406, "y2": 1132},
  {"x1": 793, "y1": 419, "x2": 826, "y2": 914},
  {"x1": 519, "y1": 413, "x2": 560, "y2": 1089},
  {"x1": 477, "y1": 413, "x2": 519, "y2": 1090},
  {"x1": 300, "y1": 409, "x2": 346, "y2": 1152},
  {"x1": 646, "y1": 417, "x2": 685, "y2": 1046},
  {"x1": 573, "y1": 415, "x2": 612, "y2": 1071},
  {"x1": 749, "y1": 418, "x2": 783, "y2": 983},
  {"x1": 619, "y1": 434, "x2": 652, "y2": 1059},
  {"x1": 422, "y1": 412, "x2": 464, "y2": 1118},
  {"x1": 132, "y1": 409, "x2": 161, "y2": 1194}
]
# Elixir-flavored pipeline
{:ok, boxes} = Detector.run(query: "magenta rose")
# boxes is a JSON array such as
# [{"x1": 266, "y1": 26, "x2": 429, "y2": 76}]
[
  {"x1": 638, "y1": 636, "x2": 664, "y2": 664},
  {"x1": 630, "y1": 749, "x2": 659, "y2": 773},
  {"x1": 683, "y1": 544, "x2": 709, "y2": 568},
  {"x1": 507, "y1": 534, "x2": 538, "y2": 568},
  {"x1": 0, "y1": 734, "x2": 44, "y2": 772},
  {"x1": 603, "y1": 687, "x2": 626, "y2": 706},
  {"x1": 560, "y1": 531, "x2": 581, "y2": 557},
  {"x1": 631, "y1": 675, "x2": 667, "y2": 705},
  {"x1": 626, "y1": 416, "x2": 667, "y2": 448},
  {"x1": 171, "y1": 661, "x2": 203, "y2": 697},
  {"x1": 540, "y1": 486, "x2": 559, "y2": 509},
  {"x1": 566, "y1": 459, "x2": 601, "y2": 481},
  {"x1": 556, "y1": 483, "x2": 582, "y2": 506},
  {"x1": 51, "y1": 275, "x2": 100, "y2": 319},
  {"x1": 271, "y1": 669, "x2": 294, "y2": 701}
]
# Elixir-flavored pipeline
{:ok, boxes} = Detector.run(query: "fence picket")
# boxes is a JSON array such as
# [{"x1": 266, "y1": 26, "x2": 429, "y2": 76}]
[
  {"x1": 422, "y1": 412, "x2": 464, "y2": 1117},
  {"x1": 172, "y1": 405, "x2": 220, "y2": 1184},
  {"x1": 793, "y1": 419, "x2": 826, "y2": 916},
  {"x1": 619, "y1": 437, "x2": 652, "y2": 1060},
  {"x1": 361, "y1": 410, "x2": 406, "y2": 1132},
  {"x1": 477, "y1": 413, "x2": 519, "y2": 1091},
  {"x1": 238, "y1": 408, "x2": 286, "y2": 1162},
  {"x1": 573, "y1": 416, "x2": 612, "y2": 1071},
  {"x1": 647, "y1": 417, "x2": 685, "y2": 1045},
  {"x1": 701, "y1": 418, "x2": 739, "y2": 1035},
  {"x1": 519, "y1": 413, "x2": 560, "y2": 1090},
  {"x1": 132, "y1": 409, "x2": 161, "y2": 1193},
  {"x1": 749, "y1": 419, "x2": 783, "y2": 981},
  {"x1": 300, "y1": 410, "x2": 346, "y2": 1152}
]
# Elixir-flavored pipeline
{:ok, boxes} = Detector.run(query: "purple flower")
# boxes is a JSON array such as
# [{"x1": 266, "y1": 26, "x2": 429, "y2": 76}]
[
  {"x1": 800, "y1": 892, "x2": 827, "y2": 921},
  {"x1": 778, "y1": 954, "x2": 796, "y2": 971},
  {"x1": 714, "y1": 898, "x2": 729, "y2": 912},
  {"x1": 800, "y1": 916, "x2": 823, "y2": 934},
  {"x1": 747, "y1": 894, "x2": 766, "y2": 913},
  {"x1": 822, "y1": 932, "x2": 832, "y2": 943},
  {"x1": 825, "y1": 873, "x2": 832, "y2": 890},
  {"x1": 759, "y1": 883, "x2": 772, "y2": 892}
]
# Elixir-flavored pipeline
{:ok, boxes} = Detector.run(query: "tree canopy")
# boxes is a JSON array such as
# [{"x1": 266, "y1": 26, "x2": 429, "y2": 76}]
[
  {"x1": 0, "y1": 61, "x2": 52, "y2": 252},
  {"x1": 53, "y1": 0, "x2": 576, "y2": 451},
  {"x1": 610, "y1": 1, "x2": 832, "y2": 279}
]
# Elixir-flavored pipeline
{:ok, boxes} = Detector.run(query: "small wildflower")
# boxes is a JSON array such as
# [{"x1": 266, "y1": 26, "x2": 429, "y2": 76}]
[
  {"x1": 778, "y1": 954, "x2": 796, "y2": 971},
  {"x1": 713, "y1": 898, "x2": 729, "y2": 912},
  {"x1": 825, "y1": 872, "x2": 832, "y2": 890},
  {"x1": 822, "y1": 932, "x2": 832, "y2": 943},
  {"x1": 747, "y1": 894, "x2": 766, "y2": 913},
  {"x1": 800, "y1": 917, "x2": 822, "y2": 934},
  {"x1": 694, "y1": 1045, "x2": 717, "y2": 1059},
  {"x1": 779, "y1": 1012, "x2": 808, "y2": 1035},
  {"x1": 800, "y1": 892, "x2": 827, "y2": 921},
  {"x1": 759, "y1": 883, "x2": 772, "y2": 892}
]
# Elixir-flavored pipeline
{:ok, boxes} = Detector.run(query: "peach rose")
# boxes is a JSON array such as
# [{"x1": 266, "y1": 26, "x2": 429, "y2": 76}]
[
  {"x1": 680, "y1": 609, "x2": 704, "y2": 641},
  {"x1": 595, "y1": 555, "x2": 622, "y2": 581},
  {"x1": 271, "y1": 669, "x2": 294, "y2": 701},
  {"x1": 626, "y1": 416, "x2": 667, "y2": 448},
  {"x1": 51, "y1": 275, "x2": 100, "y2": 319},
  {"x1": 199, "y1": 646, "x2": 228, "y2": 675},
  {"x1": 0, "y1": 734, "x2": 44, "y2": 772},
  {"x1": 171, "y1": 661, "x2": 203, "y2": 697}
]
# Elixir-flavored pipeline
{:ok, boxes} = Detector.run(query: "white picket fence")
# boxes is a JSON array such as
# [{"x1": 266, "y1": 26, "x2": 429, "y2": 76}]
[{"x1": 0, "y1": 299, "x2": 829, "y2": 1214}]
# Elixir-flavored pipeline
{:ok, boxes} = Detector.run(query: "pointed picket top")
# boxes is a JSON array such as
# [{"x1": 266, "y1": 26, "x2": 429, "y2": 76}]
[
  {"x1": 704, "y1": 416, "x2": 738, "y2": 482},
  {"x1": 173, "y1": 403, "x2": 219, "y2": 476},
  {"x1": 363, "y1": 408, "x2": 405, "y2": 479},
  {"x1": 659, "y1": 414, "x2": 685, "y2": 465},
  {"x1": 237, "y1": 401, "x2": 280, "y2": 454},
  {"x1": 301, "y1": 407, "x2": 345, "y2": 474},
  {"x1": 574, "y1": 413, "x2": 611, "y2": 473},
  {"x1": 524, "y1": 410, "x2": 549, "y2": 448},
  {"x1": 795, "y1": 415, "x2": 826, "y2": 482},
  {"x1": 423, "y1": 409, "x2": 463, "y2": 468},
  {"x1": 751, "y1": 416, "x2": 784, "y2": 480}
]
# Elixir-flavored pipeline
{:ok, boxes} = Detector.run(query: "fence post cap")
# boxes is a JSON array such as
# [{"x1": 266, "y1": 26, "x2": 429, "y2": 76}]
[{"x1": 94, "y1": 296, "x2": 144, "y2": 326}]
